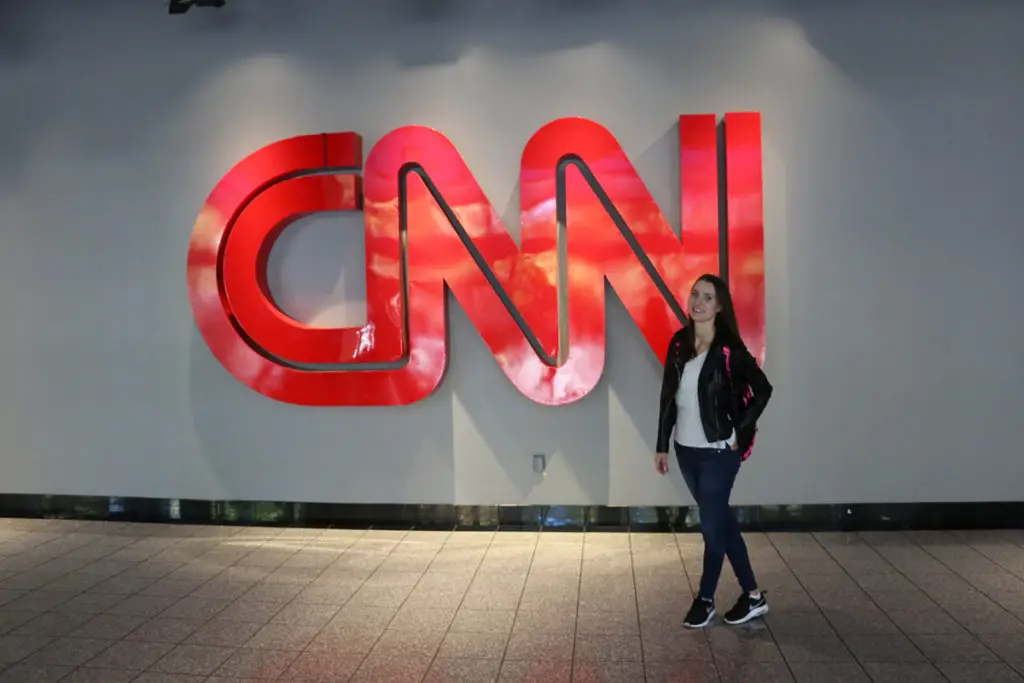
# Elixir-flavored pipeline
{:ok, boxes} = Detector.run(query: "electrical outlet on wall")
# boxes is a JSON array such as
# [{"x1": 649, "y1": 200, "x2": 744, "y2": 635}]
[{"x1": 533, "y1": 453, "x2": 546, "y2": 475}]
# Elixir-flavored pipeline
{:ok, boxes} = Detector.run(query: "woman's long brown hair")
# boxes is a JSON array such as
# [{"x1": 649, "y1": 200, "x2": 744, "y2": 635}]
[{"x1": 682, "y1": 273, "x2": 742, "y2": 358}]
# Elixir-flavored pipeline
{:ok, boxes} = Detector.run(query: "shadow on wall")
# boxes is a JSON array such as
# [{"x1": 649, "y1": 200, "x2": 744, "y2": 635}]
[
  {"x1": 1, "y1": 0, "x2": 1016, "y2": 181},
  {"x1": 770, "y1": 0, "x2": 1023, "y2": 96},
  {"x1": 187, "y1": 329, "x2": 459, "y2": 504},
  {"x1": 0, "y1": 0, "x2": 34, "y2": 60},
  {"x1": 4, "y1": 0, "x2": 1012, "y2": 70},
  {"x1": 448, "y1": 302, "x2": 616, "y2": 505}
]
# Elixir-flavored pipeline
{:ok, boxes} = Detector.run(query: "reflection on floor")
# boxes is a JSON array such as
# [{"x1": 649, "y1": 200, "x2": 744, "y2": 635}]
[{"x1": 1, "y1": 519, "x2": 1023, "y2": 682}]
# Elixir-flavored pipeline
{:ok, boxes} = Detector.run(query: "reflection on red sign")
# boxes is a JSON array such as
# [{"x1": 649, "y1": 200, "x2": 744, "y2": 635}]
[{"x1": 187, "y1": 114, "x2": 764, "y2": 406}]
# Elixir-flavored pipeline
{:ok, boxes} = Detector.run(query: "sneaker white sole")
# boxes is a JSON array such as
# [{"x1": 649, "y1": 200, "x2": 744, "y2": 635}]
[
  {"x1": 683, "y1": 609, "x2": 716, "y2": 629},
  {"x1": 724, "y1": 603, "x2": 769, "y2": 625}
]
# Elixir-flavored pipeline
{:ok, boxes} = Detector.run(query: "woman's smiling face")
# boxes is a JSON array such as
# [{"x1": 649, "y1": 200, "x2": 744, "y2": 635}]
[{"x1": 688, "y1": 279, "x2": 721, "y2": 324}]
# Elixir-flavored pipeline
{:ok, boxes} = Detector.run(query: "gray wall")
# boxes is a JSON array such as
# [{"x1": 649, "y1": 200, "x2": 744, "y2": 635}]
[{"x1": 1, "y1": 0, "x2": 1022, "y2": 505}]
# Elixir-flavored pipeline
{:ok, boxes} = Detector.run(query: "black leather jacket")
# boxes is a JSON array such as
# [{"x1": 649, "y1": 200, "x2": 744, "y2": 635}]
[{"x1": 656, "y1": 326, "x2": 773, "y2": 458}]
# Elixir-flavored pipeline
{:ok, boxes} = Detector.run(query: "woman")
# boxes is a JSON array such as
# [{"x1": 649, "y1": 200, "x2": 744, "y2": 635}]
[{"x1": 654, "y1": 274, "x2": 773, "y2": 628}]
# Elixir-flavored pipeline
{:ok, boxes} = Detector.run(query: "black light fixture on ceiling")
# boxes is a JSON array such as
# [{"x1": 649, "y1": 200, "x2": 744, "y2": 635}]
[{"x1": 168, "y1": 0, "x2": 227, "y2": 15}]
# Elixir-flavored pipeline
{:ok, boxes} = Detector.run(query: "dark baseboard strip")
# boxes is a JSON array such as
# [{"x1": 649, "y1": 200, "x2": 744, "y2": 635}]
[{"x1": 1, "y1": 494, "x2": 1021, "y2": 532}]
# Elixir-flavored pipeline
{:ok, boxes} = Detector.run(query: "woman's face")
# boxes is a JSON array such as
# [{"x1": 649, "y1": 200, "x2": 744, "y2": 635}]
[{"x1": 688, "y1": 279, "x2": 720, "y2": 324}]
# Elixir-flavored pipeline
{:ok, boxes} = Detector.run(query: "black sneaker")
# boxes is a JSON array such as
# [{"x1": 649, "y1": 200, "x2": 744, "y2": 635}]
[
  {"x1": 724, "y1": 591, "x2": 769, "y2": 625},
  {"x1": 683, "y1": 597, "x2": 716, "y2": 629}
]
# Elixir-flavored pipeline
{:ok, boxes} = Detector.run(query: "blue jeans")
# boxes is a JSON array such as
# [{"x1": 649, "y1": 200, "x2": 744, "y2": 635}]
[{"x1": 675, "y1": 443, "x2": 758, "y2": 600}]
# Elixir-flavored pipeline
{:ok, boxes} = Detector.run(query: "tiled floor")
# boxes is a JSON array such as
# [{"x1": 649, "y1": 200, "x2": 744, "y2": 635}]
[{"x1": 1, "y1": 520, "x2": 1023, "y2": 682}]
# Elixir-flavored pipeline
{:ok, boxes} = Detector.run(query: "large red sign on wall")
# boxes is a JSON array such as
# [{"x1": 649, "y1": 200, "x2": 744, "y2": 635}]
[{"x1": 187, "y1": 114, "x2": 764, "y2": 406}]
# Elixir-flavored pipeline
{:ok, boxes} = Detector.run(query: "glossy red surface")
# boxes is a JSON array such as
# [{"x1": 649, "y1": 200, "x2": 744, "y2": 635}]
[
  {"x1": 725, "y1": 113, "x2": 766, "y2": 364},
  {"x1": 187, "y1": 116, "x2": 764, "y2": 406}
]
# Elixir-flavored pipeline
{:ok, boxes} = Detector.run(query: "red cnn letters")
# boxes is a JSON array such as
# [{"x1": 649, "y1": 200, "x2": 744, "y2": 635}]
[{"x1": 186, "y1": 114, "x2": 764, "y2": 406}]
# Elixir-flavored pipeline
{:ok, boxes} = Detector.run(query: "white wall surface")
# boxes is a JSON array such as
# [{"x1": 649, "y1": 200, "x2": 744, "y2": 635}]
[{"x1": 1, "y1": 0, "x2": 1022, "y2": 505}]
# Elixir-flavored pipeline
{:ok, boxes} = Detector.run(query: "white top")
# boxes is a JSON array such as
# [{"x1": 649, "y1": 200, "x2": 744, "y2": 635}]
[{"x1": 674, "y1": 350, "x2": 736, "y2": 449}]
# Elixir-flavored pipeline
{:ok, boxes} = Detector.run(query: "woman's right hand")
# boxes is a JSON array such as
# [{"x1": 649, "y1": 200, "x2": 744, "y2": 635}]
[{"x1": 654, "y1": 452, "x2": 669, "y2": 475}]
